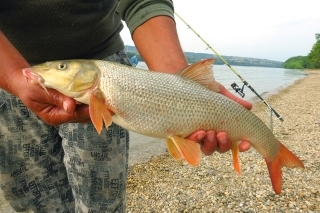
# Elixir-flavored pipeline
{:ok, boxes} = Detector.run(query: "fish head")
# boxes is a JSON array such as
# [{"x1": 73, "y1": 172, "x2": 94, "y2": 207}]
[{"x1": 22, "y1": 60, "x2": 100, "y2": 100}]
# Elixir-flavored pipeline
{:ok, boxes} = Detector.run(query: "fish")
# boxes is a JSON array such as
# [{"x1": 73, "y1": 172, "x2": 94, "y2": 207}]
[{"x1": 22, "y1": 59, "x2": 304, "y2": 194}]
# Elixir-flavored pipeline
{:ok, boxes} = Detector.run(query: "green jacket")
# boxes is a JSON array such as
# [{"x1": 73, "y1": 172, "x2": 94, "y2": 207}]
[{"x1": 0, "y1": 0, "x2": 174, "y2": 64}]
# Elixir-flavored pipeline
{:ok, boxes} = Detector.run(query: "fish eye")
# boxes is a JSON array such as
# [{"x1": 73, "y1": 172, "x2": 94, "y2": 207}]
[{"x1": 58, "y1": 63, "x2": 67, "y2": 70}]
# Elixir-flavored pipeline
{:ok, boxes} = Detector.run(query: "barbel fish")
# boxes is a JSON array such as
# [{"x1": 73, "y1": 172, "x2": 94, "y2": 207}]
[{"x1": 22, "y1": 59, "x2": 304, "y2": 194}]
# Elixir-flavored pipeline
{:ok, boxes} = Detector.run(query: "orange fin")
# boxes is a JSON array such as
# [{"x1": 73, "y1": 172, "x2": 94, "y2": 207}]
[
  {"x1": 178, "y1": 59, "x2": 219, "y2": 92},
  {"x1": 231, "y1": 141, "x2": 241, "y2": 175},
  {"x1": 170, "y1": 136, "x2": 201, "y2": 166},
  {"x1": 89, "y1": 89, "x2": 112, "y2": 134},
  {"x1": 265, "y1": 142, "x2": 304, "y2": 194},
  {"x1": 166, "y1": 138, "x2": 183, "y2": 160}
]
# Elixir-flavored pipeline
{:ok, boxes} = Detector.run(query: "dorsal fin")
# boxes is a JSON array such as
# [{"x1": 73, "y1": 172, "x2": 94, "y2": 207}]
[{"x1": 178, "y1": 59, "x2": 219, "y2": 92}]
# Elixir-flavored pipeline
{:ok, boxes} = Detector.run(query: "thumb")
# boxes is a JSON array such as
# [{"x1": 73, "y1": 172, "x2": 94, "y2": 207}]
[
  {"x1": 186, "y1": 130, "x2": 206, "y2": 142},
  {"x1": 47, "y1": 89, "x2": 76, "y2": 114},
  {"x1": 218, "y1": 83, "x2": 253, "y2": 110}
]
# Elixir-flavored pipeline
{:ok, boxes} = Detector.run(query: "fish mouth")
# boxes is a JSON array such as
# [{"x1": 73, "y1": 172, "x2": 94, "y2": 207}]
[{"x1": 22, "y1": 68, "x2": 49, "y2": 94}]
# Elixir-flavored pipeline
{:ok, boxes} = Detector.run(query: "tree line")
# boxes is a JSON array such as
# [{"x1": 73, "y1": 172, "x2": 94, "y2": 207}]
[{"x1": 282, "y1": 34, "x2": 320, "y2": 69}]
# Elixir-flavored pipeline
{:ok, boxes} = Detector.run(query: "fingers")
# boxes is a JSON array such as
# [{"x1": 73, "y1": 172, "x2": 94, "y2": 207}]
[
  {"x1": 200, "y1": 130, "x2": 217, "y2": 155},
  {"x1": 186, "y1": 130, "x2": 218, "y2": 155},
  {"x1": 215, "y1": 132, "x2": 231, "y2": 153},
  {"x1": 186, "y1": 130, "x2": 206, "y2": 142},
  {"x1": 43, "y1": 94, "x2": 90, "y2": 125},
  {"x1": 47, "y1": 89, "x2": 76, "y2": 114},
  {"x1": 218, "y1": 83, "x2": 253, "y2": 110},
  {"x1": 239, "y1": 140, "x2": 251, "y2": 152},
  {"x1": 216, "y1": 132, "x2": 251, "y2": 153},
  {"x1": 73, "y1": 104, "x2": 91, "y2": 123},
  {"x1": 24, "y1": 86, "x2": 91, "y2": 125},
  {"x1": 188, "y1": 130, "x2": 251, "y2": 156},
  {"x1": 187, "y1": 130, "x2": 232, "y2": 155}
]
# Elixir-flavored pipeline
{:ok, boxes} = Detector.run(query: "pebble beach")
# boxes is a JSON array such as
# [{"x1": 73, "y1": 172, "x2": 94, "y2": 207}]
[{"x1": 1, "y1": 70, "x2": 319, "y2": 212}]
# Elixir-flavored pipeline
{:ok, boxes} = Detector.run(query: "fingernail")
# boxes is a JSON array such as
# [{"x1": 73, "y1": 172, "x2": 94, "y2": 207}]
[
  {"x1": 63, "y1": 101, "x2": 69, "y2": 112},
  {"x1": 197, "y1": 132, "x2": 206, "y2": 141},
  {"x1": 219, "y1": 136, "x2": 228, "y2": 145},
  {"x1": 207, "y1": 133, "x2": 215, "y2": 143},
  {"x1": 217, "y1": 133, "x2": 228, "y2": 144}
]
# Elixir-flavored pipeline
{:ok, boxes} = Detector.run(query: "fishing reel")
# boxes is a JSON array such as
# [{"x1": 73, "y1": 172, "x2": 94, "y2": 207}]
[{"x1": 231, "y1": 82, "x2": 245, "y2": 98}]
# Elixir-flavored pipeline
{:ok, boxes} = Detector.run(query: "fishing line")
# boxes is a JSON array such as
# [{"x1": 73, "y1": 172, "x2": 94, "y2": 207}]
[{"x1": 175, "y1": 12, "x2": 284, "y2": 122}]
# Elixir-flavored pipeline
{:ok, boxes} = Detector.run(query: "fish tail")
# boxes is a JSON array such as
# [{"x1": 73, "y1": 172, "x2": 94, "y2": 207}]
[{"x1": 265, "y1": 142, "x2": 304, "y2": 194}]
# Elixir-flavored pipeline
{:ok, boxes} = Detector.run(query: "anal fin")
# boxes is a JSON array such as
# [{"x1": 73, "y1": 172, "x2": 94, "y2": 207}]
[{"x1": 231, "y1": 141, "x2": 241, "y2": 174}]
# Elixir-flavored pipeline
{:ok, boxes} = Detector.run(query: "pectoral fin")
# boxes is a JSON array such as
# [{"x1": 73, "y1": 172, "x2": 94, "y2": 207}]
[
  {"x1": 169, "y1": 136, "x2": 201, "y2": 166},
  {"x1": 89, "y1": 89, "x2": 112, "y2": 134}
]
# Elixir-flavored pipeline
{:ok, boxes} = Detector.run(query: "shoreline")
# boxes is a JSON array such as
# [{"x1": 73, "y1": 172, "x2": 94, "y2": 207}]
[{"x1": 126, "y1": 70, "x2": 320, "y2": 212}]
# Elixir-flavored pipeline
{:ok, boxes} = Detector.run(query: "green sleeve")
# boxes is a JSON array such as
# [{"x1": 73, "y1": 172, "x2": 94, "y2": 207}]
[{"x1": 117, "y1": 0, "x2": 175, "y2": 34}]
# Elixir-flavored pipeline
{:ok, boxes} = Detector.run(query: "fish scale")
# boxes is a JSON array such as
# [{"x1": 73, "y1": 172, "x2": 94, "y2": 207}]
[
  {"x1": 23, "y1": 58, "x2": 304, "y2": 194},
  {"x1": 95, "y1": 60, "x2": 278, "y2": 158}
]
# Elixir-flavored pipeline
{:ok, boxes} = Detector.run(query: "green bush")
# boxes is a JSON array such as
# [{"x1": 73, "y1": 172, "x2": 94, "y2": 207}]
[{"x1": 282, "y1": 39, "x2": 320, "y2": 69}]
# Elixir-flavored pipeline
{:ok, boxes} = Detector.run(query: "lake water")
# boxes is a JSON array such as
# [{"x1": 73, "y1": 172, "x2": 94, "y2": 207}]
[{"x1": 137, "y1": 62, "x2": 306, "y2": 102}]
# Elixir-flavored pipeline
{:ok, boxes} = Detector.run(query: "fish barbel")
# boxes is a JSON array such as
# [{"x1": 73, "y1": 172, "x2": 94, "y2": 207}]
[{"x1": 22, "y1": 59, "x2": 304, "y2": 194}]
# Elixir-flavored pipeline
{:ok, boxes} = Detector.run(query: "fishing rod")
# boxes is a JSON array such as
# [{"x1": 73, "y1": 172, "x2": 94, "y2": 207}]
[{"x1": 174, "y1": 12, "x2": 284, "y2": 122}]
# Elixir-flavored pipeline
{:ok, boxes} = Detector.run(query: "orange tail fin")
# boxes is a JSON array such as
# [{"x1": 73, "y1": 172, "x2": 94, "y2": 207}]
[{"x1": 265, "y1": 142, "x2": 304, "y2": 194}]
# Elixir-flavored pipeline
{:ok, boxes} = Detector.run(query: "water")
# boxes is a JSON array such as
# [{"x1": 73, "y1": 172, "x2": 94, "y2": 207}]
[{"x1": 137, "y1": 62, "x2": 306, "y2": 102}]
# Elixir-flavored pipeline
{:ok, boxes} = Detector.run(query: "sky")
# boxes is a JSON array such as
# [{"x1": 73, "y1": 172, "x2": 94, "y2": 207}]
[{"x1": 120, "y1": 0, "x2": 320, "y2": 62}]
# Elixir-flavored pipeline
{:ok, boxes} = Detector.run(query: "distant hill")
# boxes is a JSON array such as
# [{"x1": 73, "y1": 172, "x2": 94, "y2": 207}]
[{"x1": 125, "y1": 45, "x2": 283, "y2": 68}]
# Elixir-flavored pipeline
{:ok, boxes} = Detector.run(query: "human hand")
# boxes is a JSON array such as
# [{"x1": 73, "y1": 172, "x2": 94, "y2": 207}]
[
  {"x1": 217, "y1": 82, "x2": 252, "y2": 110},
  {"x1": 17, "y1": 72, "x2": 91, "y2": 126},
  {"x1": 186, "y1": 83, "x2": 252, "y2": 155},
  {"x1": 0, "y1": 31, "x2": 90, "y2": 126}
]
